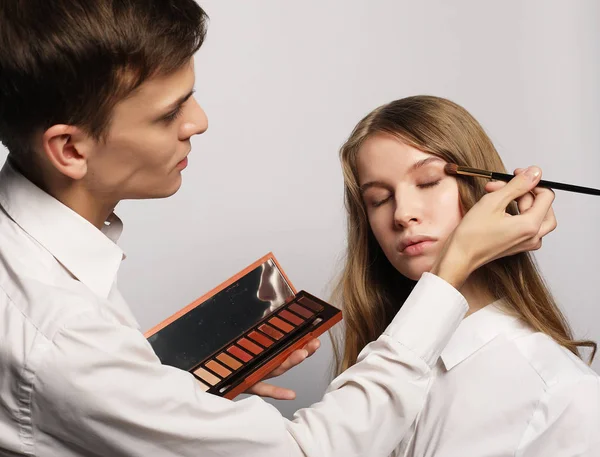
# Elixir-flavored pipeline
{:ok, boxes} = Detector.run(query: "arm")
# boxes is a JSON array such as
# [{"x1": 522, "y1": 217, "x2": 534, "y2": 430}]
[
  {"x1": 32, "y1": 166, "x2": 555, "y2": 457},
  {"x1": 32, "y1": 273, "x2": 466, "y2": 457}
]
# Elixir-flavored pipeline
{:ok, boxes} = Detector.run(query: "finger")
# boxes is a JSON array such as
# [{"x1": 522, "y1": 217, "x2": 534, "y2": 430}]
[
  {"x1": 484, "y1": 180, "x2": 507, "y2": 193},
  {"x1": 496, "y1": 166, "x2": 542, "y2": 208},
  {"x1": 266, "y1": 348, "x2": 308, "y2": 378},
  {"x1": 500, "y1": 207, "x2": 556, "y2": 258},
  {"x1": 245, "y1": 381, "x2": 296, "y2": 400},
  {"x1": 266, "y1": 340, "x2": 319, "y2": 378},
  {"x1": 484, "y1": 167, "x2": 526, "y2": 194},
  {"x1": 515, "y1": 190, "x2": 535, "y2": 214},
  {"x1": 519, "y1": 185, "x2": 555, "y2": 227},
  {"x1": 537, "y1": 206, "x2": 558, "y2": 238},
  {"x1": 304, "y1": 338, "x2": 321, "y2": 357}
]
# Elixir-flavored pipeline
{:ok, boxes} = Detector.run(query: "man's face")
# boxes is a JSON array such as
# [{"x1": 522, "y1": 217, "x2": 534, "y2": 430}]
[{"x1": 83, "y1": 59, "x2": 208, "y2": 201}]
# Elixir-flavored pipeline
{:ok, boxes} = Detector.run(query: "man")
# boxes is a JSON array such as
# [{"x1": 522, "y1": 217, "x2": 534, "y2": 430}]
[{"x1": 0, "y1": 1, "x2": 556, "y2": 456}]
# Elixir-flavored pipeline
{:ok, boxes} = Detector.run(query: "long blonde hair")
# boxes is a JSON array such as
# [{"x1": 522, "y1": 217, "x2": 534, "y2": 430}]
[{"x1": 332, "y1": 95, "x2": 596, "y2": 374}]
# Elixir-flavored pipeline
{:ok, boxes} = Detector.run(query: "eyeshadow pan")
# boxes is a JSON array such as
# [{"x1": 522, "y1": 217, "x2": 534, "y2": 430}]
[
  {"x1": 289, "y1": 303, "x2": 314, "y2": 319},
  {"x1": 206, "y1": 360, "x2": 231, "y2": 377},
  {"x1": 248, "y1": 331, "x2": 273, "y2": 347},
  {"x1": 269, "y1": 316, "x2": 294, "y2": 333},
  {"x1": 280, "y1": 309, "x2": 304, "y2": 325},
  {"x1": 193, "y1": 367, "x2": 221, "y2": 386},
  {"x1": 217, "y1": 352, "x2": 242, "y2": 370},
  {"x1": 259, "y1": 324, "x2": 284, "y2": 340},
  {"x1": 298, "y1": 296, "x2": 324, "y2": 312},
  {"x1": 238, "y1": 337, "x2": 263, "y2": 354},
  {"x1": 227, "y1": 345, "x2": 252, "y2": 362}
]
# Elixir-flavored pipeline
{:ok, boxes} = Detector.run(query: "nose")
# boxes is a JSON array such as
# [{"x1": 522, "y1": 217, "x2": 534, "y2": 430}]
[
  {"x1": 179, "y1": 97, "x2": 208, "y2": 140},
  {"x1": 393, "y1": 192, "x2": 421, "y2": 229}
]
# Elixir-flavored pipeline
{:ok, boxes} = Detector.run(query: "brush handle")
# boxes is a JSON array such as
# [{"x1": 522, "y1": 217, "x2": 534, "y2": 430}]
[{"x1": 490, "y1": 172, "x2": 600, "y2": 196}]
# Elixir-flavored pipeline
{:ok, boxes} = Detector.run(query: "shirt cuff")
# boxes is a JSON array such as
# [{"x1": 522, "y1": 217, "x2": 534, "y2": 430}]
[{"x1": 383, "y1": 272, "x2": 468, "y2": 367}]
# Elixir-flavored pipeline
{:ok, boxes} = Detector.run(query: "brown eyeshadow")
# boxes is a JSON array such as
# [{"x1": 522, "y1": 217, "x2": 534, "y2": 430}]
[
  {"x1": 206, "y1": 360, "x2": 231, "y2": 377},
  {"x1": 193, "y1": 367, "x2": 221, "y2": 386},
  {"x1": 217, "y1": 352, "x2": 242, "y2": 370},
  {"x1": 298, "y1": 296, "x2": 324, "y2": 312},
  {"x1": 289, "y1": 302, "x2": 314, "y2": 319},
  {"x1": 227, "y1": 345, "x2": 252, "y2": 362},
  {"x1": 238, "y1": 337, "x2": 263, "y2": 354},
  {"x1": 248, "y1": 331, "x2": 273, "y2": 347},
  {"x1": 269, "y1": 316, "x2": 294, "y2": 333},
  {"x1": 279, "y1": 309, "x2": 304, "y2": 325},
  {"x1": 259, "y1": 324, "x2": 283, "y2": 340}
]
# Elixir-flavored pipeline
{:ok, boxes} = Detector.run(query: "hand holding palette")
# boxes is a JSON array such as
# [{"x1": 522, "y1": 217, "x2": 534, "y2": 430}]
[{"x1": 145, "y1": 253, "x2": 342, "y2": 399}]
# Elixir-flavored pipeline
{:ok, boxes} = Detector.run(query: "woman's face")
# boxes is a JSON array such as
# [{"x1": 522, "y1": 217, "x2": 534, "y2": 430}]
[{"x1": 356, "y1": 132, "x2": 463, "y2": 281}]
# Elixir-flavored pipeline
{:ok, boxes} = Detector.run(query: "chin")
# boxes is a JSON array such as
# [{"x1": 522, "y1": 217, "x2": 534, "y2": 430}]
[
  {"x1": 152, "y1": 175, "x2": 183, "y2": 198},
  {"x1": 129, "y1": 179, "x2": 183, "y2": 200},
  {"x1": 396, "y1": 260, "x2": 435, "y2": 282}
]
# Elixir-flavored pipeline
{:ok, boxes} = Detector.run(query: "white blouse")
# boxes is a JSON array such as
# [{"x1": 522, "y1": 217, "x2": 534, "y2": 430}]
[{"x1": 393, "y1": 301, "x2": 600, "y2": 456}]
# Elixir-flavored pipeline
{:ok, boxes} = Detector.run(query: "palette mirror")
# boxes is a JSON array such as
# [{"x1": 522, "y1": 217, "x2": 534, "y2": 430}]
[{"x1": 147, "y1": 257, "x2": 295, "y2": 372}]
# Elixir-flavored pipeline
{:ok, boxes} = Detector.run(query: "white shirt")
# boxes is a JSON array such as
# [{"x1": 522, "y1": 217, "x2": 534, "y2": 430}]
[
  {"x1": 393, "y1": 301, "x2": 600, "y2": 457},
  {"x1": 0, "y1": 159, "x2": 468, "y2": 457}
]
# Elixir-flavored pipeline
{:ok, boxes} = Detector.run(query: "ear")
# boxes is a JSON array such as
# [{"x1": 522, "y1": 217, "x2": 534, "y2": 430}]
[{"x1": 41, "y1": 124, "x2": 95, "y2": 180}]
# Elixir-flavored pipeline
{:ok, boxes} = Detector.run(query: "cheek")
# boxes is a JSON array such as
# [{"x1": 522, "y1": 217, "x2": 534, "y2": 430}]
[
  {"x1": 366, "y1": 208, "x2": 395, "y2": 251},
  {"x1": 431, "y1": 184, "x2": 463, "y2": 233},
  {"x1": 109, "y1": 128, "x2": 177, "y2": 165}
]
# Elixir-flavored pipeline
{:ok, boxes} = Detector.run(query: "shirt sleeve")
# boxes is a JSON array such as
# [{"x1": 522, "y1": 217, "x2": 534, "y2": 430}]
[
  {"x1": 31, "y1": 272, "x2": 467, "y2": 457},
  {"x1": 516, "y1": 372, "x2": 600, "y2": 456}
]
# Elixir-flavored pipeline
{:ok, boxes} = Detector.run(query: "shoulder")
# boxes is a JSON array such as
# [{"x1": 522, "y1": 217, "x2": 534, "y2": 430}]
[
  {"x1": 0, "y1": 271, "x2": 107, "y2": 342},
  {"x1": 0, "y1": 219, "x2": 105, "y2": 341},
  {"x1": 512, "y1": 331, "x2": 598, "y2": 388},
  {"x1": 513, "y1": 334, "x2": 600, "y2": 452}
]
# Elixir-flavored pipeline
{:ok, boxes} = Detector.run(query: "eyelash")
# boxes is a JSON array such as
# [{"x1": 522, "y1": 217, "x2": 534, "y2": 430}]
[
  {"x1": 370, "y1": 180, "x2": 441, "y2": 208},
  {"x1": 371, "y1": 197, "x2": 390, "y2": 208},
  {"x1": 163, "y1": 106, "x2": 183, "y2": 123},
  {"x1": 417, "y1": 180, "x2": 441, "y2": 189}
]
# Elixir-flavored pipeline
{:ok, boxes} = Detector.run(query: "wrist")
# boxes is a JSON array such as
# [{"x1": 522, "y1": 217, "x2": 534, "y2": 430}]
[{"x1": 430, "y1": 244, "x2": 472, "y2": 289}]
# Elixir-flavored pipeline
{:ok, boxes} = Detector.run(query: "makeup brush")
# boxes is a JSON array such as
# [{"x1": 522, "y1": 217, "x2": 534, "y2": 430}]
[{"x1": 444, "y1": 164, "x2": 600, "y2": 196}]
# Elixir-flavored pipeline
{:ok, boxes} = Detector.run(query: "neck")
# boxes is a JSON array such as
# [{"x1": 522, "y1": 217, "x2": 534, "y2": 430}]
[
  {"x1": 458, "y1": 271, "x2": 496, "y2": 317},
  {"x1": 13, "y1": 158, "x2": 117, "y2": 230}
]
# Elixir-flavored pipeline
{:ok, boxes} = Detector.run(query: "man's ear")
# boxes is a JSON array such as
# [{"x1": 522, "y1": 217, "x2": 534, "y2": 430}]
[{"x1": 42, "y1": 124, "x2": 95, "y2": 180}]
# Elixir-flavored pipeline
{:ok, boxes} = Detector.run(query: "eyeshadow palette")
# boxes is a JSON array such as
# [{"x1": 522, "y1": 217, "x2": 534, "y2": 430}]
[{"x1": 145, "y1": 253, "x2": 343, "y2": 399}]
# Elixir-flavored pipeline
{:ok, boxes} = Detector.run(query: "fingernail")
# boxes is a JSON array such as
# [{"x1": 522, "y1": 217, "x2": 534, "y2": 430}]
[
  {"x1": 301, "y1": 349, "x2": 309, "y2": 358},
  {"x1": 524, "y1": 167, "x2": 540, "y2": 181}
]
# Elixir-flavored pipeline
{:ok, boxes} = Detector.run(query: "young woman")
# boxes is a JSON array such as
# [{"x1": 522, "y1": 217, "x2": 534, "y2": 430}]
[{"x1": 333, "y1": 95, "x2": 600, "y2": 456}]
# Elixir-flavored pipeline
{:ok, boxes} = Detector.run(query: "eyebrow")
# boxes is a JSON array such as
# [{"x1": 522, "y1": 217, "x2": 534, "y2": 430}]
[
  {"x1": 359, "y1": 156, "x2": 444, "y2": 194},
  {"x1": 157, "y1": 89, "x2": 195, "y2": 117}
]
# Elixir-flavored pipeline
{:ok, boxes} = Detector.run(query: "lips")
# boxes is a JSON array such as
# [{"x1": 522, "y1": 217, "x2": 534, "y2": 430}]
[{"x1": 398, "y1": 235, "x2": 437, "y2": 253}]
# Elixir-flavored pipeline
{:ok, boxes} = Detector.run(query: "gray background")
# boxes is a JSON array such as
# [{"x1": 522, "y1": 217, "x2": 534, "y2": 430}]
[{"x1": 1, "y1": 0, "x2": 598, "y2": 419}]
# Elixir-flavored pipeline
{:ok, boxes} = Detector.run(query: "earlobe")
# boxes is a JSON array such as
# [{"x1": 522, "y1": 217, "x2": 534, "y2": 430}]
[{"x1": 42, "y1": 125, "x2": 89, "y2": 180}]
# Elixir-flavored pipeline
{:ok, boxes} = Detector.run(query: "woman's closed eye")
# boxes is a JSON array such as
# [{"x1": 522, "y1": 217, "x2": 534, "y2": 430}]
[
  {"x1": 369, "y1": 195, "x2": 392, "y2": 208},
  {"x1": 417, "y1": 179, "x2": 441, "y2": 189}
]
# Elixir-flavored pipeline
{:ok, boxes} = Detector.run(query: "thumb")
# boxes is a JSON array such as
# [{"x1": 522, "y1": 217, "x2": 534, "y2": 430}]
[{"x1": 497, "y1": 166, "x2": 541, "y2": 207}]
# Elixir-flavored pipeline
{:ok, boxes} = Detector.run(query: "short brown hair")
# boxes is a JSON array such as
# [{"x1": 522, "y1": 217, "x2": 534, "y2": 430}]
[{"x1": 0, "y1": 0, "x2": 208, "y2": 157}]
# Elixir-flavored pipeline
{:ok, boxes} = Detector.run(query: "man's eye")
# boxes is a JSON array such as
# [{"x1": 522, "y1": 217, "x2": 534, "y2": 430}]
[{"x1": 163, "y1": 106, "x2": 183, "y2": 123}]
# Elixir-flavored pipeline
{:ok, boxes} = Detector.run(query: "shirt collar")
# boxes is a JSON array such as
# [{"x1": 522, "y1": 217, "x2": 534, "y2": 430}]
[
  {"x1": 0, "y1": 159, "x2": 125, "y2": 298},
  {"x1": 440, "y1": 300, "x2": 524, "y2": 370}
]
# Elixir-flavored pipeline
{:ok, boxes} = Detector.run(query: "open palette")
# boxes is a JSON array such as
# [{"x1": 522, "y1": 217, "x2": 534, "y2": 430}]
[{"x1": 145, "y1": 253, "x2": 343, "y2": 399}]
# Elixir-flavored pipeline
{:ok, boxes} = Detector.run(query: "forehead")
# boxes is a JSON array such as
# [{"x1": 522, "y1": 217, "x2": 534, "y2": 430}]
[{"x1": 357, "y1": 132, "x2": 440, "y2": 180}]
